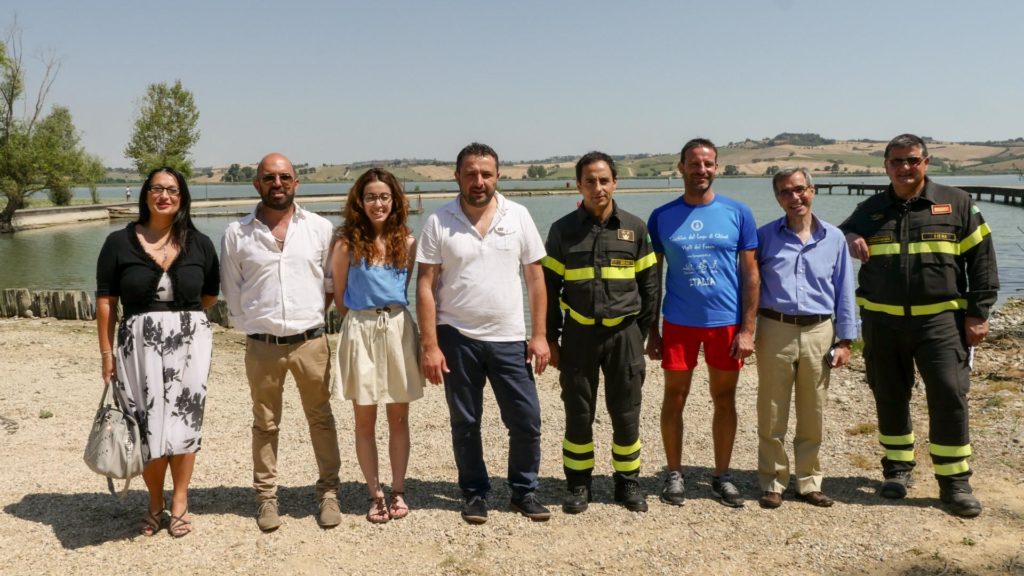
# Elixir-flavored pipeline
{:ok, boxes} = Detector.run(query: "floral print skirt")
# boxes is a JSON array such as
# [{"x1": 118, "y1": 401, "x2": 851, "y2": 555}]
[{"x1": 114, "y1": 310, "x2": 213, "y2": 461}]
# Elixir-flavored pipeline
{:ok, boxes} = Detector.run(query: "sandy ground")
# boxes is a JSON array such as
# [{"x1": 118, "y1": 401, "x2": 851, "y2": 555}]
[{"x1": 1, "y1": 303, "x2": 1023, "y2": 575}]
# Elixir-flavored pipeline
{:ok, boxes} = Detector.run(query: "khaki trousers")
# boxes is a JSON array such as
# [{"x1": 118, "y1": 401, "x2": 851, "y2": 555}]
[
  {"x1": 245, "y1": 335, "x2": 340, "y2": 503},
  {"x1": 755, "y1": 316, "x2": 833, "y2": 494}
]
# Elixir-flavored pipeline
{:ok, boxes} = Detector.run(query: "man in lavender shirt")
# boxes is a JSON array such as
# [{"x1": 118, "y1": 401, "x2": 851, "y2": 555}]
[{"x1": 754, "y1": 167, "x2": 858, "y2": 509}]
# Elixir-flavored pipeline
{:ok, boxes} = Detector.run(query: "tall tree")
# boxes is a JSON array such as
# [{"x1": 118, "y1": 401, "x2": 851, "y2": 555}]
[
  {"x1": 0, "y1": 26, "x2": 100, "y2": 232},
  {"x1": 124, "y1": 79, "x2": 200, "y2": 177}
]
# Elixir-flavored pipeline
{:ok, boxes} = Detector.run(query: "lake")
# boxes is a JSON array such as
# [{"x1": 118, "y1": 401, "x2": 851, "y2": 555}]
[{"x1": 2, "y1": 175, "x2": 1022, "y2": 310}]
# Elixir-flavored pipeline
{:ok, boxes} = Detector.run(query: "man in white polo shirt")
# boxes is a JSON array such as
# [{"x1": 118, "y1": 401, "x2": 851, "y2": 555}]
[
  {"x1": 220, "y1": 152, "x2": 341, "y2": 532},
  {"x1": 416, "y1": 142, "x2": 551, "y2": 524}
]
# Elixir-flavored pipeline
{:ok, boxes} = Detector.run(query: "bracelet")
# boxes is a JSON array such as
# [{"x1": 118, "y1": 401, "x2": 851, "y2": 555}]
[{"x1": 101, "y1": 350, "x2": 113, "y2": 356}]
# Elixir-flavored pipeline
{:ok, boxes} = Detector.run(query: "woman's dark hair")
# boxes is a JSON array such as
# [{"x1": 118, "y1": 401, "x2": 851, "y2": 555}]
[
  {"x1": 136, "y1": 166, "x2": 197, "y2": 250},
  {"x1": 334, "y1": 167, "x2": 411, "y2": 269}
]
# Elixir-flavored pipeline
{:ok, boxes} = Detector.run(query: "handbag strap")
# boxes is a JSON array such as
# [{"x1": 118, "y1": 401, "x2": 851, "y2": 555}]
[
  {"x1": 98, "y1": 379, "x2": 114, "y2": 411},
  {"x1": 108, "y1": 476, "x2": 133, "y2": 499}
]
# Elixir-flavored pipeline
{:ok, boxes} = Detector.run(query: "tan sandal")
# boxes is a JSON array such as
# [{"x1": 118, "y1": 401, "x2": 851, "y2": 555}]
[
  {"x1": 139, "y1": 509, "x2": 162, "y2": 536},
  {"x1": 388, "y1": 491, "x2": 409, "y2": 520},
  {"x1": 367, "y1": 496, "x2": 390, "y2": 524},
  {"x1": 168, "y1": 509, "x2": 192, "y2": 538}
]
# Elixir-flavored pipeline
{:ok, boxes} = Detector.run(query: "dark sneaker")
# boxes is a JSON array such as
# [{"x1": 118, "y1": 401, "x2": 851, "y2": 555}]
[
  {"x1": 562, "y1": 485, "x2": 591, "y2": 515},
  {"x1": 940, "y1": 489, "x2": 982, "y2": 518},
  {"x1": 880, "y1": 471, "x2": 913, "y2": 499},
  {"x1": 660, "y1": 470, "x2": 685, "y2": 506},
  {"x1": 256, "y1": 500, "x2": 281, "y2": 532},
  {"x1": 461, "y1": 495, "x2": 488, "y2": 524},
  {"x1": 510, "y1": 492, "x2": 551, "y2": 521},
  {"x1": 613, "y1": 481, "x2": 649, "y2": 512},
  {"x1": 712, "y1": 475, "x2": 744, "y2": 508}
]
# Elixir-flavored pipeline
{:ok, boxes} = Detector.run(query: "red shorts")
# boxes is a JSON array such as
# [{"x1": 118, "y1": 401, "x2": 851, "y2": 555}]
[{"x1": 661, "y1": 320, "x2": 742, "y2": 371}]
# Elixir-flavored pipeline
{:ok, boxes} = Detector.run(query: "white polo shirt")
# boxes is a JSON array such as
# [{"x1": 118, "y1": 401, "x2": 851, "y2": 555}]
[
  {"x1": 416, "y1": 193, "x2": 545, "y2": 341},
  {"x1": 220, "y1": 202, "x2": 335, "y2": 336}
]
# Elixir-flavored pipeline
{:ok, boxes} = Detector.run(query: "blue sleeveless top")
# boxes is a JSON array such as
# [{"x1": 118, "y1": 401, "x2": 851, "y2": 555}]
[{"x1": 343, "y1": 260, "x2": 409, "y2": 309}]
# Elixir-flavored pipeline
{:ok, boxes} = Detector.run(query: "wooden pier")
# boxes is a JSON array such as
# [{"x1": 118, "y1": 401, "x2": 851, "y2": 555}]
[{"x1": 816, "y1": 184, "x2": 1024, "y2": 206}]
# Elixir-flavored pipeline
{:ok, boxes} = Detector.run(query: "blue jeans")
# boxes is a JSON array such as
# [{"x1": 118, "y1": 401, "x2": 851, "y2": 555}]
[{"x1": 437, "y1": 324, "x2": 542, "y2": 498}]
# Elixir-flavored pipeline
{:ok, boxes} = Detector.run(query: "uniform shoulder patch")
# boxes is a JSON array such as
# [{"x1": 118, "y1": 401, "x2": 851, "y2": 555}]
[
  {"x1": 971, "y1": 205, "x2": 980, "y2": 215},
  {"x1": 931, "y1": 204, "x2": 952, "y2": 215},
  {"x1": 617, "y1": 229, "x2": 635, "y2": 242}
]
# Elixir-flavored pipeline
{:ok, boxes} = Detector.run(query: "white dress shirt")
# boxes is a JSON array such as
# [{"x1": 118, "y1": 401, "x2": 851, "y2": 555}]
[{"x1": 220, "y1": 203, "x2": 335, "y2": 336}]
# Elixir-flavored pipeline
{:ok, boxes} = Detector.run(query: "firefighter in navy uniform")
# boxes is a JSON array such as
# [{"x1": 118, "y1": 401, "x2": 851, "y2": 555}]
[
  {"x1": 840, "y1": 134, "x2": 998, "y2": 518},
  {"x1": 542, "y1": 152, "x2": 659, "y2": 513}
]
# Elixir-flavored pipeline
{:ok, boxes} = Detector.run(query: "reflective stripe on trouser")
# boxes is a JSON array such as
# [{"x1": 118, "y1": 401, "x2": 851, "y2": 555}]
[
  {"x1": 559, "y1": 317, "x2": 645, "y2": 486},
  {"x1": 861, "y1": 310, "x2": 972, "y2": 485}
]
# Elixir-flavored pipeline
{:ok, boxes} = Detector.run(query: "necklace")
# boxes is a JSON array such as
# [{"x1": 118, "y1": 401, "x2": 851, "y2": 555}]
[{"x1": 138, "y1": 225, "x2": 174, "y2": 266}]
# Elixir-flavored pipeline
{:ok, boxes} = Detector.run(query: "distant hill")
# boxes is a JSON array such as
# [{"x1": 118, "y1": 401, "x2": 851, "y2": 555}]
[{"x1": 107, "y1": 134, "x2": 1024, "y2": 184}]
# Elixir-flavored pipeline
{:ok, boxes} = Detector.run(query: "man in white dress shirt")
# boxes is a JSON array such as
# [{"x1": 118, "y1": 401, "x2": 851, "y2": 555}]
[{"x1": 220, "y1": 152, "x2": 341, "y2": 532}]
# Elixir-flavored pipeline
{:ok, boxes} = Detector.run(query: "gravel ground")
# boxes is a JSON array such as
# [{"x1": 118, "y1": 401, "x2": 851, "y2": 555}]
[{"x1": 1, "y1": 301, "x2": 1023, "y2": 575}]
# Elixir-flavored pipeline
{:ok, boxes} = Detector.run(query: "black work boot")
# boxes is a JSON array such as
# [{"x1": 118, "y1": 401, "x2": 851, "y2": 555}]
[
  {"x1": 939, "y1": 483, "x2": 982, "y2": 518},
  {"x1": 613, "y1": 480, "x2": 648, "y2": 512},
  {"x1": 562, "y1": 484, "x2": 591, "y2": 514}
]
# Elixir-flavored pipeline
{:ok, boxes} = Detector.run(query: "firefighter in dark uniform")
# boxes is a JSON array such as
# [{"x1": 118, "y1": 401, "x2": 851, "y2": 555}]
[
  {"x1": 840, "y1": 133, "x2": 998, "y2": 518},
  {"x1": 542, "y1": 151, "x2": 659, "y2": 513}
]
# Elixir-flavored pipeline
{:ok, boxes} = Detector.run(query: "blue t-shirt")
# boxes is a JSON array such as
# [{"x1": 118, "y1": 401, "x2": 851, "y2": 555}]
[
  {"x1": 343, "y1": 260, "x2": 409, "y2": 310},
  {"x1": 648, "y1": 195, "x2": 758, "y2": 328}
]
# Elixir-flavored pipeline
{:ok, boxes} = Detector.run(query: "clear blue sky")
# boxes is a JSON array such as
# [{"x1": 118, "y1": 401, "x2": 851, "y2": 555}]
[{"x1": 4, "y1": 0, "x2": 1023, "y2": 168}]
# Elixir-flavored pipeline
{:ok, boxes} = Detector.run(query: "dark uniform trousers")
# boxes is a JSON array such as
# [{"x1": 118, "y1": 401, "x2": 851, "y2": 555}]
[
  {"x1": 560, "y1": 317, "x2": 645, "y2": 488},
  {"x1": 862, "y1": 309, "x2": 972, "y2": 488}
]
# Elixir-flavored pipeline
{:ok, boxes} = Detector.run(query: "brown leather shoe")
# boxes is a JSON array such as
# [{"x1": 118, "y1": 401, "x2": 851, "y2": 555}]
[
  {"x1": 758, "y1": 491, "x2": 782, "y2": 509},
  {"x1": 796, "y1": 491, "x2": 834, "y2": 507}
]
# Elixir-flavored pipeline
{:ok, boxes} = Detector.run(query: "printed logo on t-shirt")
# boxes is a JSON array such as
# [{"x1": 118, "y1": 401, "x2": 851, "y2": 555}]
[{"x1": 690, "y1": 220, "x2": 704, "y2": 232}]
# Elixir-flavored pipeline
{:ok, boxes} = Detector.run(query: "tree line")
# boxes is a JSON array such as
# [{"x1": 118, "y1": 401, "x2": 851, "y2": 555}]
[{"x1": 1, "y1": 24, "x2": 199, "y2": 232}]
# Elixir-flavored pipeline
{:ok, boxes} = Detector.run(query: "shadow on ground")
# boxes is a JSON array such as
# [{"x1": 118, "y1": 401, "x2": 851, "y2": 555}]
[{"x1": 6, "y1": 467, "x2": 949, "y2": 550}]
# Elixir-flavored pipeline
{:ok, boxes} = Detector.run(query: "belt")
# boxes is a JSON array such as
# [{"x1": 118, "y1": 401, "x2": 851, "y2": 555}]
[
  {"x1": 758, "y1": 308, "x2": 831, "y2": 326},
  {"x1": 247, "y1": 326, "x2": 324, "y2": 345}
]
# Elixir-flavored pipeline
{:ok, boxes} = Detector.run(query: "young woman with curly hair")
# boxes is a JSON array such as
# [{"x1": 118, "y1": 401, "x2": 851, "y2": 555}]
[{"x1": 331, "y1": 168, "x2": 424, "y2": 523}]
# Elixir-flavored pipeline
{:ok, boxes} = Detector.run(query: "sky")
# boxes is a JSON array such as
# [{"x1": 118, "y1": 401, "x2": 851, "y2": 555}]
[{"x1": 3, "y1": 0, "x2": 1023, "y2": 168}]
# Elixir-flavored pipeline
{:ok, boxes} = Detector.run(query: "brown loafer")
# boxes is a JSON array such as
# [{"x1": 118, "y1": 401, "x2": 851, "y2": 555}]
[
  {"x1": 796, "y1": 491, "x2": 834, "y2": 507},
  {"x1": 758, "y1": 491, "x2": 782, "y2": 509}
]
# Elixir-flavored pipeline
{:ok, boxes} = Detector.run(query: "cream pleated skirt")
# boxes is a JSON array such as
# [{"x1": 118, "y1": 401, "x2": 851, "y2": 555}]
[{"x1": 332, "y1": 306, "x2": 425, "y2": 405}]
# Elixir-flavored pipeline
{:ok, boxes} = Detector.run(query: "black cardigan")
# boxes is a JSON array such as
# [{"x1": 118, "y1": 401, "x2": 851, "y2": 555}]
[{"x1": 96, "y1": 224, "x2": 220, "y2": 317}]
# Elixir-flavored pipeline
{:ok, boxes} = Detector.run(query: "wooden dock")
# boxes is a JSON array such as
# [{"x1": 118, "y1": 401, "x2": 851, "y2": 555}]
[{"x1": 816, "y1": 184, "x2": 1024, "y2": 206}]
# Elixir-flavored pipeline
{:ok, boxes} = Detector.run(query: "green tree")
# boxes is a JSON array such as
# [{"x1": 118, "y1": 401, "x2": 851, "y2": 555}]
[
  {"x1": 0, "y1": 29, "x2": 100, "y2": 232},
  {"x1": 124, "y1": 79, "x2": 200, "y2": 177},
  {"x1": 222, "y1": 163, "x2": 241, "y2": 182},
  {"x1": 723, "y1": 164, "x2": 740, "y2": 176},
  {"x1": 527, "y1": 164, "x2": 548, "y2": 178}
]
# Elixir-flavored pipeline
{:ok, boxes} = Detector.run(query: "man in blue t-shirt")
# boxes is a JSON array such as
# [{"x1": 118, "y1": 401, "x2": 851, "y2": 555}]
[{"x1": 647, "y1": 138, "x2": 759, "y2": 508}]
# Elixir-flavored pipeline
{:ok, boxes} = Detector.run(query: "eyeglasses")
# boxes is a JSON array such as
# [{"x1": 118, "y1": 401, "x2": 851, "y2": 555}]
[
  {"x1": 364, "y1": 194, "x2": 393, "y2": 204},
  {"x1": 887, "y1": 156, "x2": 926, "y2": 168},
  {"x1": 775, "y1": 185, "x2": 811, "y2": 197},
  {"x1": 260, "y1": 173, "x2": 295, "y2": 185},
  {"x1": 149, "y1": 185, "x2": 180, "y2": 197}
]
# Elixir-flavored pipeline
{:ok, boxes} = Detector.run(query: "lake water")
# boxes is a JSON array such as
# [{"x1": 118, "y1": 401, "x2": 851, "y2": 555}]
[{"x1": 2, "y1": 175, "x2": 1022, "y2": 310}]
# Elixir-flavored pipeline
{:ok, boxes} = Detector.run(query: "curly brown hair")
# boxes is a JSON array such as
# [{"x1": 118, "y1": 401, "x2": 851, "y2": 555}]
[{"x1": 334, "y1": 168, "x2": 411, "y2": 269}]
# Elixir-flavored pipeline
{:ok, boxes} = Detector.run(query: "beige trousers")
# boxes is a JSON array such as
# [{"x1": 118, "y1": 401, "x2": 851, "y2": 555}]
[
  {"x1": 755, "y1": 316, "x2": 834, "y2": 494},
  {"x1": 245, "y1": 335, "x2": 340, "y2": 503}
]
